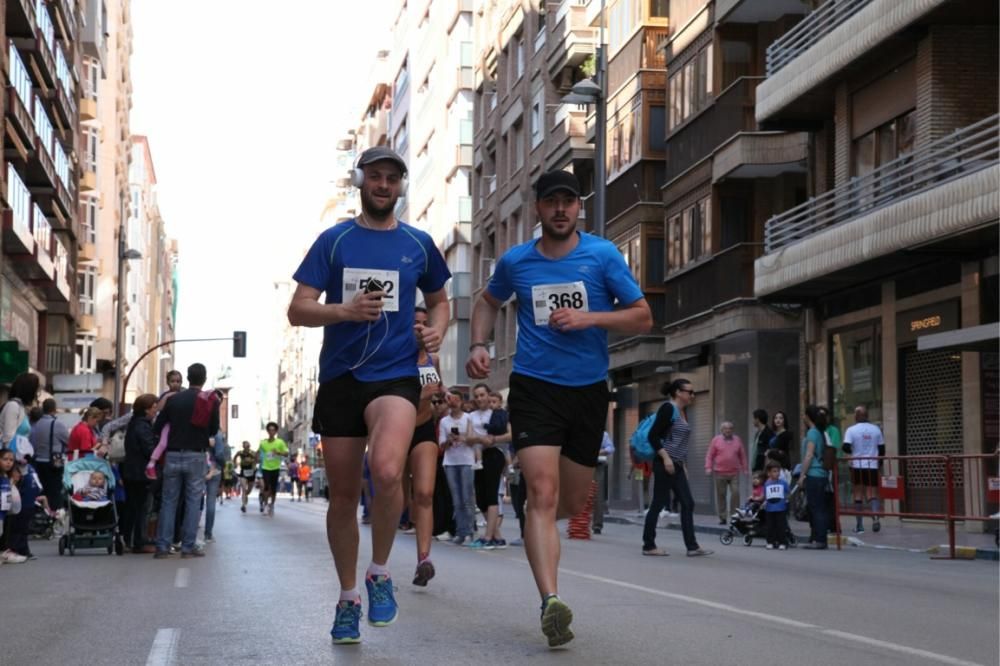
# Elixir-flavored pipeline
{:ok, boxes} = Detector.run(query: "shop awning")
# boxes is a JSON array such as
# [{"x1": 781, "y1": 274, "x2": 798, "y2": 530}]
[{"x1": 917, "y1": 323, "x2": 1000, "y2": 353}]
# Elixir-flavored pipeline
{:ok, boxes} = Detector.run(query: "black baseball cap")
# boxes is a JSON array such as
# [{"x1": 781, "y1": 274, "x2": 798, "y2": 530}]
[
  {"x1": 357, "y1": 146, "x2": 408, "y2": 175},
  {"x1": 534, "y1": 170, "x2": 581, "y2": 199}
]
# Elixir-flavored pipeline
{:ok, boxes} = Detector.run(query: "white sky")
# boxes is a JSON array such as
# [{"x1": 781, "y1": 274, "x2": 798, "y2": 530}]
[{"x1": 130, "y1": 0, "x2": 392, "y2": 443}]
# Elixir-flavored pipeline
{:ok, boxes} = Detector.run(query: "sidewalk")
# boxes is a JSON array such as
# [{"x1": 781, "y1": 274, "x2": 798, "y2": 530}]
[{"x1": 604, "y1": 508, "x2": 999, "y2": 560}]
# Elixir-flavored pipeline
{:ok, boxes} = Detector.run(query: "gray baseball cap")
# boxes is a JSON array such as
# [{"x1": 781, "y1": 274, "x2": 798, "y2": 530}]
[{"x1": 357, "y1": 146, "x2": 408, "y2": 175}]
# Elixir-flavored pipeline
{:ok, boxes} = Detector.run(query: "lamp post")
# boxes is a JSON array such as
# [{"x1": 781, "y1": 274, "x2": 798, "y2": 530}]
[
  {"x1": 560, "y1": 0, "x2": 606, "y2": 238},
  {"x1": 112, "y1": 222, "x2": 142, "y2": 417}
]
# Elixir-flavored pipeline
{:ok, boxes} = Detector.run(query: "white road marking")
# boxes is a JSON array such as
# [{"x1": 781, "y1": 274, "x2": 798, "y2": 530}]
[
  {"x1": 145, "y1": 628, "x2": 178, "y2": 666},
  {"x1": 500, "y1": 557, "x2": 984, "y2": 666},
  {"x1": 174, "y1": 568, "x2": 190, "y2": 588}
]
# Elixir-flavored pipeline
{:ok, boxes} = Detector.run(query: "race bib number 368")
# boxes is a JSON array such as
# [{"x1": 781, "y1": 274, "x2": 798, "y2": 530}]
[
  {"x1": 342, "y1": 268, "x2": 400, "y2": 312},
  {"x1": 531, "y1": 281, "x2": 589, "y2": 326}
]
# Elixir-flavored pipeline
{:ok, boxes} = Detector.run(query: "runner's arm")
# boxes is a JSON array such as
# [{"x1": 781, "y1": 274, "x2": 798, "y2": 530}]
[
  {"x1": 287, "y1": 283, "x2": 383, "y2": 327},
  {"x1": 417, "y1": 288, "x2": 450, "y2": 354},
  {"x1": 466, "y1": 292, "x2": 503, "y2": 378},
  {"x1": 556, "y1": 298, "x2": 652, "y2": 335}
]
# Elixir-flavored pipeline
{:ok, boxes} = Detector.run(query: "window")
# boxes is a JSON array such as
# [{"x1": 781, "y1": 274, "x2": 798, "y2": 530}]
[
  {"x1": 511, "y1": 122, "x2": 524, "y2": 173},
  {"x1": 607, "y1": 96, "x2": 642, "y2": 177},
  {"x1": 78, "y1": 264, "x2": 97, "y2": 316},
  {"x1": 75, "y1": 333, "x2": 96, "y2": 373},
  {"x1": 618, "y1": 231, "x2": 665, "y2": 289},
  {"x1": 609, "y1": 0, "x2": 643, "y2": 53},
  {"x1": 830, "y1": 323, "x2": 883, "y2": 432},
  {"x1": 83, "y1": 57, "x2": 100, "y2": 101},
  {"x1": 649, "y1": 105, "x2": 665, "y2": 152},
  {"x1": 83, "y1": 127, "x2": 99, "y2": 173},
  {"x1": 516, "y1": 39, "x2": 524, "y2": 79},
  {"x1": 394, "y1": 61, "x2": 409, "y2": 99},
  {"x1": 82, "y1": 196, "x2": 98, "y2": 244},
  {"x1": 530, "y1": 90, "x2": 544, "y2": 148},
  {"x1": 650, "y1": 0, "x2": 668, "y2": 17},
  {"x1": 667, "y1": 195, "x2": 712, "y2": 273},
  {"x1": 668, "y1": 43, "x2": 713, "y2": 131},
  {"x1": 852, "y1": 109, "x2": 916, "y2": 207}
]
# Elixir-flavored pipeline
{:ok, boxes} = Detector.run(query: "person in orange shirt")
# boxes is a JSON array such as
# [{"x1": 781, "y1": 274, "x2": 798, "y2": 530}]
[{"x1": 298, "y1": 460, "x2": 312, "y2": 502}]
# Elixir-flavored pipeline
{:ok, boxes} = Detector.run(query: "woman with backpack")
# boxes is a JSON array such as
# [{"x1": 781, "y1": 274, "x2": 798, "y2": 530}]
[
  {"x1": 0, "y1": 373, "x2": 39, "y2": 454},
  {"x1": 800, "y1": 405, "x2": 831, "y2": 550},
  {"x1": 641, "y1": 379, "x2": 712, "y2": 558}
]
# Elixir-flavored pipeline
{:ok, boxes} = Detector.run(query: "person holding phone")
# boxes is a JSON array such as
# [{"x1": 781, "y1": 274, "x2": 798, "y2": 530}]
[{"x1": 437, "y1": 387, "x2": 475, "y2": 546}]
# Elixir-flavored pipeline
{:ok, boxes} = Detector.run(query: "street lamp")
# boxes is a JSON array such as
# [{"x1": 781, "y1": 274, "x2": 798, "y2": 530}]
[
  {"x1": 112, "y1": 233, "x2": 142, "y2": 416},
  {"x1": 559, "y1": 1, "x2": 607, "y2": 239}
]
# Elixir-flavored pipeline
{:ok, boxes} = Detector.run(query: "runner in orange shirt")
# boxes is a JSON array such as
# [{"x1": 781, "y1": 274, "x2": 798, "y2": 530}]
[{"x1": 298, "y1": 460, "x2": 313, "y2": 502}]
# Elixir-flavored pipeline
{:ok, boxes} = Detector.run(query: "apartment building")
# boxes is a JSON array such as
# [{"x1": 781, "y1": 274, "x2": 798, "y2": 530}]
[
  {"x1": 75, "y1": 0, "x2": 133, "y2": 397},
  {"x1": 753, "y1": 0, "x2": 998, "y2": 517},
  {"x1": 0, "y1": 0, "x2": 81, "y2": 384},
  {"x1": 388, "y1": 0, "x2": 475, "y2": 387}
]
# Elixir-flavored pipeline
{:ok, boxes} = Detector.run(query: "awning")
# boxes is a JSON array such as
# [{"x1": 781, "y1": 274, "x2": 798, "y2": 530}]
[{"x1": 917, "y1": 323, "x2": 1000, "y2": 353}]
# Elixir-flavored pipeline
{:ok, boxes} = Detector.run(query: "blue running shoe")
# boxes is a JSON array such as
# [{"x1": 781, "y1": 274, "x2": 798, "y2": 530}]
[
  {"x1": 467, "y1": 538, "x2": 489, "y2": 549},
  {"x1": 365, "y1": 574, "x2": 398, "y2": 626},
  {"x1": 330, "y1": 600, "x2": 362, "y2": 644}
]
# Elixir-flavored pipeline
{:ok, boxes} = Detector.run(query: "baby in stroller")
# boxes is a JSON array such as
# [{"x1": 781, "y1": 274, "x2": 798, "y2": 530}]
[{"x1": 72, "y1": 471, "x2": 108, "y2": 502}]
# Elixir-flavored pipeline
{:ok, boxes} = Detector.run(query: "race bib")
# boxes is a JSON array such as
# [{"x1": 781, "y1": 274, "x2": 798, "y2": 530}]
[
  {"x1": 531, "y1": 281, "x2": 589, "y2": 326},
  {"x1": 342, "y1": 268, "x2": 400, "y2": 312},
  {"x1": 1, "y1": 490, "x2": 10, "y2": 511},
  {"x1": 766, "y1": 484, "x2": 785, "y2": 501},
  {"x1": 419, "y1": 365, "x2": 441, "y2": 387}
]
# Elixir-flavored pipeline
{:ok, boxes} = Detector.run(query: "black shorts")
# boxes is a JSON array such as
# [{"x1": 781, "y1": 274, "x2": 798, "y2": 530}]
[
  {"x1": 262, "y1": 470, "x2": 279, "y2": 492},
  {"x1": 850, "y1": 468, "x2": 879, "y2": 487},
  {"x1": 410, "y1": 419, "x2": 438, "y2": 453},
  {"x1": 507, "y1": 372, "x2": 609, "y2": 468},
  {"x1": 475, "y1": 447, "x2": 506, "y2": 513},
  {"x1": 312, "y1": 372, "x2": 421, "y2": 437}
]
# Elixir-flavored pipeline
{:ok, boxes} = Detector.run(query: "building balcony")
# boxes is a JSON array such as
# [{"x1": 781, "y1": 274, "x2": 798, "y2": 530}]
[
  {"x1": 51, "y1": 0, "x2": 76, "y2": 42},
  {"x1": 545, "y1": 104, "x2": 592, "y2": 171},
  {"x1": 2, "y1": 208, "x2": 34, "y2": 256},
  {"x1": 81, "y1": 0, "x2": 106, "y2": 68},
  {"x1": 547, "y1": 0, "x2": 596, "y2": 85},
  {"x1": 447, "y1": 65, "x2": 473, "y2": 102},
  {"x1": 79, "y1": 96, "x2": 96, "y2": 121},
  {"x1": 665, "y1": 243, "x2": 759, "y2": 326},
  {"x1": 608, "y1": 294, "x2": 668, "y2": 371},
  {"x1": 45, "y1": 343, "x2": 74, "y2": 376},
  {"x1": 6, "y1": 203, "x2": 54, "y2": 284},
  {"x1": 712, "y1": 131, "x2": 808, "y2": 183},
  {"x1": 665, "y1": 77, "x2": 760, "y2": 185},
  {"x1": 5, "y1": 0, "x2": 37, "y2": 39},
  {"x1": 440, "y1": 0, "x2": 473, "y2": 32},
  {"x1": 756, "y1": 114, "x2": 999, "y2": 298},
  {"x1": 79, "y1": 163, "x2": 96, "y2": 191},
  {"x1": 11, "y1": 29, "x2": 56, "y2": 91},
  {"x1": 27, "y1": 135, "x2": 57, "y2": 195},
  {"x1": 5, "y1": 87, "x2": 36, "y2": 161},
  {"x1": 78, "y1": 239, "x2": 96, "y2": 261},
  {"x1": 52, "y1": 79, "x2": 76, "y2": 129},
  {"x1": 757, "y1": 0, "x2": 952, "y2": 125},
  {"x1": 716, "y1": 0, "x2": 810, "y2": 24},
  {"x1": 50, "y1": 238, "x2": 71, "y2": 302}
]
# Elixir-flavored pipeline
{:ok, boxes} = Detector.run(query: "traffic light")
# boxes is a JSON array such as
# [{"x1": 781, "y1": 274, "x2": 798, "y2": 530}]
[{"x1": 233, "y1": 331, "x2": 247, "y2": 358}]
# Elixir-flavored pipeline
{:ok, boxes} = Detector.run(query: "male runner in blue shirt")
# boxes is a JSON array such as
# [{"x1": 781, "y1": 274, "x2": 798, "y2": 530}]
[
  {"x1": 288, "y1": 146, "x2": 451, "y2": 644},
  {"x1": 466, "y1": 170, "x2": 652, "y2": 648}
]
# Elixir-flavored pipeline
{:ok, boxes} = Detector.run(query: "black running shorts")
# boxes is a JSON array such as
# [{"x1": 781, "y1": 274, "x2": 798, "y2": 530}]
[
  {"x1": 410, "y1": 419, "x2": 438, "y2": 452},
  {"x1": 312, "y1": 373, "x2": 421, "y2": 437},
  {"x1": 850, "y1": 468, "x2": 879, "y2": 487},
  {"x1": 507, "y1": 372, "x2": 609, "y2": 468},
  {"x1": 475, "y1": 447, "x2": 507, "y2": 513},
  {"x1": 262, "y1": 469, "x2": 279, "y2": 493}
]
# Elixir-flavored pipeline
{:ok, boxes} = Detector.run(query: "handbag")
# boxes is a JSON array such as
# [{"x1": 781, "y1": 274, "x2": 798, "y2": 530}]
[{"x1": 107, "y1": 429, "x2": 127, "y2": 463}]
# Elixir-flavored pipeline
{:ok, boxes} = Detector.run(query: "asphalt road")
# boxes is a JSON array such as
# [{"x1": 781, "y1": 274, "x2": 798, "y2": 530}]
[{"x1": 2, "y1": 495, "x2": 997, "y2": 666}]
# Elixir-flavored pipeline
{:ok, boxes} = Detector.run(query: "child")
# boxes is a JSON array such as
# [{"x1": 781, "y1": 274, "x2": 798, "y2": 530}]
[
  {"x1": 73, "y1": 470, "x2": 109, "y2": 502},
  {"x1": 763, "y1": 461, "x2": 791, "y2": 550},
  {"x1": 743, "y1": 472, "x2": 766, "y2": 515},
  {"x1": 0, "y1": 449, "x2": 24, "y2": 563}
]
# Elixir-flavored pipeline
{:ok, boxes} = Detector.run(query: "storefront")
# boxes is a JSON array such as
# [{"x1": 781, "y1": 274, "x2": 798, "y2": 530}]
[{"x1": 0, "y1": 275, "x2": 41, "y2": 371}]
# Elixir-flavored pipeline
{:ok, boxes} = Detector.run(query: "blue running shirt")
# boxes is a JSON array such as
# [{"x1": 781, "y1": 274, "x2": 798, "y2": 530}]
[
  {"x1": 293, "y1": 220, "x2": 451, "y2": 383},
  {"x1": 487, "y1": 232, "x2": 644, "y2": 386}
]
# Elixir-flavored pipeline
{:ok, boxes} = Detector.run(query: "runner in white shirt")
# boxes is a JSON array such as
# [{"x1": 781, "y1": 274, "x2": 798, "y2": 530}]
[{"x1": 842, "y1": 405, "x2": 885, "y2": 534}]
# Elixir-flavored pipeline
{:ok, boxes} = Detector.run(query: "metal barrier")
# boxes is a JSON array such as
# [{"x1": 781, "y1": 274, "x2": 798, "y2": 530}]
[{"x1": 832, "y1": 453, "x2": 999, "y2": 559}]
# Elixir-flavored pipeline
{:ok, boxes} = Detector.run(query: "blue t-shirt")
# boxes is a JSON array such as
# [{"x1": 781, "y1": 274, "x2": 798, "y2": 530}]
[
  {"x1": 293, "y1": 220, "x2": 452, "y2": 383},
  {"x1": 764, "y1": 478, "x2": 790, "y2": 512},
  {"x1": 486, "y1": 232, "x2": 644, "y2": 386},
  {"x1": 801, "y1": 427, "x2": 828, "y2": 479}
]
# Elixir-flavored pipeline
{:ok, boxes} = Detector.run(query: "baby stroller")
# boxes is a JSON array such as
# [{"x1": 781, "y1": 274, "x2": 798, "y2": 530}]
[
  {"x1": 58, "y1": 457, "x2": 123, "y2": 556},
  {"x1": 719, "y1": 485, "x2": 801, "y2": 547},
  {"x1": 28, "y1": 498, "x2": 57, "y2": 539}
]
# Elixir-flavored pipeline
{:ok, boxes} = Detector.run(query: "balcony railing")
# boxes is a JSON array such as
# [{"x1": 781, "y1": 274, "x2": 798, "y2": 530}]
[
  {"x1": 665, "y1": 77, "x2": 761, "y2": 183},
  {"x1": 4, "y1": 165, "x2": 34, "y2": 253},
  {"x1": 765, "y1": 0, "x2": 872, "y2": 76},
  {"x1": 764, "y1": 113, "x2": 1000, "y2": 253},
  {"x1": 664, "y1": 243, "x2": 760, "y2": 325},
  {"x1": 46, "y1": 343, "x2": 74, "y2": 376},
  {"x1": 53, "y1": 235, "x2": 70, "y2": 301}
]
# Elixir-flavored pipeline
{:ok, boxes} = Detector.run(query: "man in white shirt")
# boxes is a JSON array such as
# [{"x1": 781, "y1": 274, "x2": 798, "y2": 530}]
[
  {"x1": 592, "y1": 432, "x2": 614, "y2": 534},
  {"x1": 438, "y1": 388, "x2": 476, "y2": 545},
  {"x1": 843, "y1": 405, "x2": 885, "y2": 534}
]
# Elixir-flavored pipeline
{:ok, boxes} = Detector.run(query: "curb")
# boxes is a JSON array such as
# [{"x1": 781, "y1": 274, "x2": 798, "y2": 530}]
[{"x1": 604, "y1": 514, "x2": 1000, "y2": 560}]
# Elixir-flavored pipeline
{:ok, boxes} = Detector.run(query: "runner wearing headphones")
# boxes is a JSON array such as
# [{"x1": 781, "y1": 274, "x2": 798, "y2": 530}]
[
  {"x1": 287, "y1": 146, "x2": 451, "y2": 644},
  {"x1": 466, "y1": 170, "x2": 652, "y2": 648}
]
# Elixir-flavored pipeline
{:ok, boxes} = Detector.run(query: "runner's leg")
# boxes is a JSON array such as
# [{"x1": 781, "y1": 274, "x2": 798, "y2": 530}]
[
  {"x1": 364, "y1": 396, "x2": 416, "y2": 567},
  {"x1": 517, "y1": 446, "x2": 562, "y2": 598},
  {"x1": 410, "y1": 441, "x2": 437, "y2": 561},
  {"x1": 322, "y1": 436, "x2": 366, "y2": 592}
]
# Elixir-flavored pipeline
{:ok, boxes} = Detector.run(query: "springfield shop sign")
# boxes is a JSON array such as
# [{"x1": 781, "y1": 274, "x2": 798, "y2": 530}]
[{"x1": 0, "y1": 279, "x2": 37, "y2": 368}]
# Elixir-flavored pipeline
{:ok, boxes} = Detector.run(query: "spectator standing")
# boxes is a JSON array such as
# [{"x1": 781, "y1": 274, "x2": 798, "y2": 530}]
[
  {"x1": 439, "y1": 388, "x2": 475, "y2": 545},
  {"x1": 750, "y1": 409, "x2": 773, "y2": 473},
  {"x1": 152, "y1": 363, "x2": 220, "y2": 558},
  {"x1": 800, "y1": 405, "x2": 830, "y2": 550},
  {"x1": 705, "y1": 421, "x2": 748, "y2": 524},
  {"x1": 122, "y1": 394, "x2": 159, "y2": 553},
  {"x1": 0, "y1": 373, "x2": 39, "y2": 453},
  {"x1": 843, "y1": 405, "x2": 885, "y2": 534},
  {"x1": 30, "y1": 398, "x2": 69, "y2": 507},
  {"x1": 592, "y1": 431, "x2": 614, "y2": 535},
  {"x1": 67, "y1": 408, "x2": 102, "y2": 459},
  {"x1": 203, "y1": 427, "x2": 227, "y2": 542},
  {"x1": 768, "y1": 411, "x2": 793, "y2": 469}
]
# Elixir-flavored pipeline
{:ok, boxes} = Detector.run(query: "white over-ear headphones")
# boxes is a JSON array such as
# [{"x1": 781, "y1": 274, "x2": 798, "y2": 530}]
[{"x1": 351, "y1": 146, "x2": 409, "y2": 196}]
